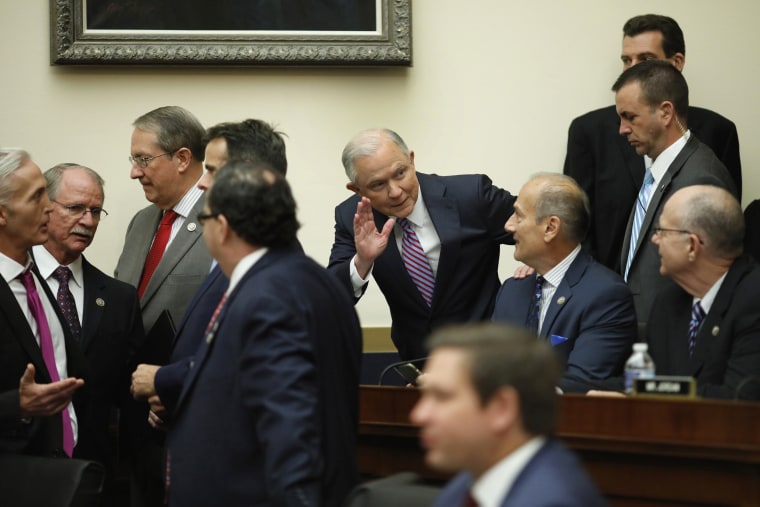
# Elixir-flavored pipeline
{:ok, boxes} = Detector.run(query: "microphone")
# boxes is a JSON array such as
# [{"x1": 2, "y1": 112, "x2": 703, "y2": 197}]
[{"x1": 377, "y1": 356, "x2": 428, "y2": 386}]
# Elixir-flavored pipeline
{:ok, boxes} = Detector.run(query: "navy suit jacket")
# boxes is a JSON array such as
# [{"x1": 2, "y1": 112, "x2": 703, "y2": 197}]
[
  {"x1": 565, "y1": 104, "x2": 741, "y2": 272},
  {"x1": 167, "y1": 247, "x2": 362, "y2": 507},
  {"x1": 67, "y1": 256, "x2": 144, "y2": 465},
  {"x1": 493, "y1": 253, "x2": 636, "y2": 392},
  {"x1": 647, "y1": 255, "x2": 760, "y2": 400},
  {"x1": 0, "y1": 267, "x2": 89, "y2": 457},
  {"x1": 433, "y1": 439, "x2": 607, "y2": 507},
  {"x1": 328, "y1": 172, "x2": 515, "y2": 360},
  {"x1": 620, "y1": 135, "x2": 736, "y2": 329}
]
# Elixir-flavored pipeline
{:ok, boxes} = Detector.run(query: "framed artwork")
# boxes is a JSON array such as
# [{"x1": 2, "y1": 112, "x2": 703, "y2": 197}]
[{"x1": 51, "y1": 0, "x2": 412, "y2": 66}]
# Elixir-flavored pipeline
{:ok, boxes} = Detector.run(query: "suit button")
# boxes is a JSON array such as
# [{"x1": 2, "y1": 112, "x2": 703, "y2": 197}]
[{"x1": 189, "y1": 360, "x2": 195, "y2": 369}]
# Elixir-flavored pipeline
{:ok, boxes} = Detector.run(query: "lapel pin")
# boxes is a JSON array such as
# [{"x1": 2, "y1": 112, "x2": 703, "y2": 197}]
[
  {"x1": 712, "y1": 326, "x2": 719, "y2": 336},
  {"x1": 95, "y1": 298, "x2": 105, "y2": 307},
  {"x1": 187, "y1": 222, "x2": 197, "y2": 232},
  {"x1": 556, "y1": 296, "x2": 566, "y2": 305}
]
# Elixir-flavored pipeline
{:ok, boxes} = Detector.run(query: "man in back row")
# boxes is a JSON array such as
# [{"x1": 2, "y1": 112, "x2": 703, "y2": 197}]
[{"x1": 564, "y1": 14, "x2": 741, "y2": 272}]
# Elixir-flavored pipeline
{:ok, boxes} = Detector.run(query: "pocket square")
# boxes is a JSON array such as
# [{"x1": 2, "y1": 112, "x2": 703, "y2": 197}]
[{"x1": 550, "y1": 334, "x2": 569, "y2": 347}]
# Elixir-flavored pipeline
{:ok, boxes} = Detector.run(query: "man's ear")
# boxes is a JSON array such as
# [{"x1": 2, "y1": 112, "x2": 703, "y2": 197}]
[
  {"x1": 543, "y1": 216, "x2": 560, "y2": 242},
  {"x1": 409, "y1": 150, "x2": 415, "y2": 165},
  {"x1": 0, "y1": 205, "x2": 8, "y2": 226},
  {"x1": 670, "y1": 52, "x2": 685, "y2": 72},
  {"x1": 346, "y1": 182, "x2": 361, "y2": 195},
  {"x1": 175, "y1": 147, "x2": 193, "y2": 173}
]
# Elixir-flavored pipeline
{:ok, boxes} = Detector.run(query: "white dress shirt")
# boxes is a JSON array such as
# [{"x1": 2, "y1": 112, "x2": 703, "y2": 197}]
[
  {"x1": 537, "y1": 245, "x2": 581, "y2": 331},
  {"x1": 32, "y1": 245, "x2": 84, "y2": 324}
]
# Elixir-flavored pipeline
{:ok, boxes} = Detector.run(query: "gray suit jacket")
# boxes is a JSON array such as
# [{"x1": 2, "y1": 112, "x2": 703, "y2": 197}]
[
  {"x1": 622, "y1": 135, "x2": 737, "y2": 330},
  {"x1": 114, "y1": 195, "x2": 212, "y2": 335}
]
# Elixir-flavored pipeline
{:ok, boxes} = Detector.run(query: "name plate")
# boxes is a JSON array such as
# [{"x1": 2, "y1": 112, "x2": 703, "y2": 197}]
[{"x1": 633, "y1": 376, "x2": 696, "y2": 398}]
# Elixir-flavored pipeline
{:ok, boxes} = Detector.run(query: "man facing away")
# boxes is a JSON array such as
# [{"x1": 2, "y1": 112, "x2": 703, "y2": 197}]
[
  {"x1": 492, "y1": 174, "x2": 636, "y2": 393},
  {"x1": 412, "y1": 322, "x2": 606, "y2": 507},
  {"x1": 564, "y1": 14, "x2": 741, "y2": 272},
  {"x1": 328, "y1": 128, "x2": 515, "y2": 360},
  {"x1": 166, "y1": 161, "x2": 362, "y2": 506}
]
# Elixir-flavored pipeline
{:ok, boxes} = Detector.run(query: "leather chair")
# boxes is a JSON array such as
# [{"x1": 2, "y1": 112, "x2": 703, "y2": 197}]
[
  {"x1": 345, "y1": 472, "x2": 441, "y2": 507},
  {"x1": 0, "y1": 455, "x2": 105, "y2": 507}
]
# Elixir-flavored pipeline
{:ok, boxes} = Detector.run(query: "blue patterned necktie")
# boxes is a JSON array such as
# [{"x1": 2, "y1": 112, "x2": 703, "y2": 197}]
[
  {"x1": 526, "y1": 275, "x2": 545, "y2": 333},
  {"x1": 624, "y1": 169, "x2": 655, "y2": 281},
  {"x1": 52, "y1": 266, "x2": 81, "y2": 342},
  {"x1": 688, "y1": 301, "x2": 706, "y2": 356},
  {"x1": 397, "y1": 218, "x2": 435, "y2": 306}
]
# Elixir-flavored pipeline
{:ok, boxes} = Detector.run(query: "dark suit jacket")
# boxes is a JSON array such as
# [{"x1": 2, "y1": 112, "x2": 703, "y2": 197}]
[
  {"x1": 153, "y1": 264, "x2": 227, "y2": 415},
  {"x1": 66, "y1": 256, "x2": 144, "y2": 466},
  {"x1": 114, "y1": 196, "x2": 213, "y2": 336},
  {"x1": 432, "y1": 439, "x2": 607, "y2": 507},
  {"x1": 167, "y1": 247, "x2": 362, "y2": 507},
  {"x1": 647, "y1": 255, "x2": 760, "y2": 400},
  {"x1": 0, "y1": 268, "x2": 88, "y2": 457},
  {"x1": 743, "y1": 200, "x2": 760, "y2": 262},
  {"x1": 493, "y1": 252, "x2": 636, "y2": 393},
  {"x1": 620, "y1": 135, "x2": 737, "y2": 329},
  {"x1": 564, "y1": 105, "x2": 741, "y2": 272},
  {"x1": 328, "y1": 172, "x2": 515, "y2": 360}
]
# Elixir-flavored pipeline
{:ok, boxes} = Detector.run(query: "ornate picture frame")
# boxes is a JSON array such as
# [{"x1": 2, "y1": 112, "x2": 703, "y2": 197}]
[{"x1": 51, "y1": 0, "x2": 412, "y2": 66}]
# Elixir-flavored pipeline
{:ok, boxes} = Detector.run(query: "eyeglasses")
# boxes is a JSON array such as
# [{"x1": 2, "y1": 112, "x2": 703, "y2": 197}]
[
  {"x1": 128, "y1": 151, "x2": 175, "y2": 168},
  {"x1": 653, "y1": 227, "x2": 704, "y2": 244},
  {"x1": 53, "y1": 200, "x2": 108, "y2": 220},
  {"x1": 196, "y1": 211, "x2": 219, "y2": 224}
]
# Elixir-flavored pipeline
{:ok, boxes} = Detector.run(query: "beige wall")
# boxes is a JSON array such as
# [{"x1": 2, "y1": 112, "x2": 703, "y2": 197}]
[{"x1": 1, "y1": 1, "x2": 758, "y2": 329}]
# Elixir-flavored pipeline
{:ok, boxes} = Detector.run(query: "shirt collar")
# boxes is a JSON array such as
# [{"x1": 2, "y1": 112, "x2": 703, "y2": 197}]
[
  {"x1": 31, "y1": 245, "x2": 84, "y2": 288},
  {"x1": 227, "y1": 248, "x2": 269, "y2": 295},
  {"x1": 696, "y1": 270, "x2": 728, "y2": 315},
  {"x1": 171, "y1": 179, "x2": 204, "y2": 219},
  {"x1": 0, "y1": 251, "x2": 30, "y2": 283},
  {"x1": 403, "y1": 185, "x2": 428, "y2": 228},
  {"x1": 472, "y1": 437, "x2": 547, "y2": 507},
  {"x1": 646, "y1": 130, "x2": 691, "y2": 184},
  {"x1": 541, "y1": 245, "x2": 582, "y2": 289}
]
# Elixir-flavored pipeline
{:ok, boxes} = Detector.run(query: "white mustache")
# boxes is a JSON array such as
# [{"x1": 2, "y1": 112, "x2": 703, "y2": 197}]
[{"x1": 70, "y1": 227, "x2": 94, "y2": 238}]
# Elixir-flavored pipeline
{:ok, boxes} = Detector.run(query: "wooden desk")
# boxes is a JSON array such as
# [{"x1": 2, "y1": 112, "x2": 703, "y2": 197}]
[{"x1": 359, "y1": 386, "x2": 760, "y2": 507}]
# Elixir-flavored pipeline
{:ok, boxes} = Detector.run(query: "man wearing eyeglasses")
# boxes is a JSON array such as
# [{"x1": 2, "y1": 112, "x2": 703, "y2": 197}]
[
  {"x1": 613, "y1": 60, "x2": 736, "y2": 335},
  {"x1": 31, "y1": 163, "x2": 144, "y2": 501},
  {"x1": 115, "y1": 105, "x2": 212, "y2": 507},
  {"x1": 648, "y1": 185, "x2": 760, "y2": 400}
]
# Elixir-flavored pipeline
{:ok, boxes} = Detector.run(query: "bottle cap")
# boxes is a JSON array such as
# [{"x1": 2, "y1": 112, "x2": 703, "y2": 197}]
[{"x1": 633, "y1": 342, "x2": 648, "y2": 352}]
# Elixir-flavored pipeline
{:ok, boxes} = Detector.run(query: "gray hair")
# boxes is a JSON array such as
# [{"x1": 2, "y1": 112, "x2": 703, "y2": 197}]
[
  {"x1": 679, "y1": 185, "x2": 744, "y2": 259},
  {"x1": 133, "y1": 106, "x2": 206, "y2": 161},
  {"x1": 531, "y1": 173, "x2": 590, "y2": 244},
  {"x1": 45, "y1": 163, "x2": 105, "y2": 201},
  {"x1": 341, "y1": 128, "x2": 410, "y2": 183},
  {"x1": 0, "y1": 149, "x2": 31, "y2": 206}
]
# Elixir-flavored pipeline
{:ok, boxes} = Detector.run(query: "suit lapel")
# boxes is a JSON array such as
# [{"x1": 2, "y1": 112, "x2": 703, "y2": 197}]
[
  {"x1": 420, "y1": 174, "x2": 459, "y2": 309},
  {"x1": 540, "y1": 254, "x2": 587, "y2": 335},
  {"x1": 80, "y1": 257, "x2": 105, "y2": 353},
  {"x1": 0, "y1": 276, "x2": 50, "y2": 382},
  {"x1": 120, "y1": 207, "x2": 162, "y2": 287},
  {"x1": 141, "y1": 195, "x2": 206, "y2": 306},
  {"x1": 172, "y1": 264, "x2": 224, "y2": 343}
]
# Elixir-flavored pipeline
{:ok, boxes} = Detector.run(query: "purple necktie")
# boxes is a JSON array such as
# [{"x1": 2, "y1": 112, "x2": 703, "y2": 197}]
[
  {"x1": 19, "y1": 269, "x2": 75, "y2": 457},
  {"x1": 52, "y1": 266, "x2": 81, "y2": 342},
  {"x1": 688, "y1": 301, "x2": 706, "y2": 356},
  {"x1": 397, "y1": 218, "x2": 435, "y2": 306}
]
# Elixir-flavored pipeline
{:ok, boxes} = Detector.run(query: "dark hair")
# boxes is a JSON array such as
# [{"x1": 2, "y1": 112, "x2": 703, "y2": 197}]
[
  {"x1": 623, "y1": 14, "x2": 685, "y2": 57},
  {"x1": 207, "y1": 160, "x2": 299, "y2": 248},
  {"x1": 612, "y1": 59, "x2": 689, "y2": 120},
  {"x1": 133, "y1": 106, "x2": 206, "y2": 161},
  {"x1": 532, "y1": 174, "x2": 590, "y2": 244},
  {"x1": 427, "y1": 322, "x2": 561, "y2": 436},
  {"x1": 203, "y1": 119, "x2": 288, "y2": 176}
]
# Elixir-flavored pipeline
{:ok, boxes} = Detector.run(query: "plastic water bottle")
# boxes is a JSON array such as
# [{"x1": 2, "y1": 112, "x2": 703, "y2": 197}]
[{"x1": 624, "y1": 343, "x2": 655, "y2": 394}]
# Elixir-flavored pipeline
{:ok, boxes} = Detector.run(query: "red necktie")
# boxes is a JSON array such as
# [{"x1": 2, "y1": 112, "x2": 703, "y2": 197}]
[
  {"x1": 138, "y1": 210, "x2": 178, "y2": 299},
  {"x1": 463, "y1": 490, "x2": 479, "y2": 507},
  {"x1": 19, "y1": 269, "x2": 75, "y2": 457}
]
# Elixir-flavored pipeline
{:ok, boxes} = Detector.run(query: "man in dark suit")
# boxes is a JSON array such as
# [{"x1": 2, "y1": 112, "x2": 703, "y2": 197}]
[
  {"x1": 492, "y1": 174, "x2": 636, "y2": 393},
  {"x1": 31, "y1": 164, "x2": 144, "y2": 496},
  {"x1": 131, "y1": 119, "x2": 289, "y2": 417},
  {"x1": 564, "y1": 14, "x2": 741, "y2": 272},
  {"x1": 0, "y1": 149, "x2": 86, "y2": 457},
  {"x1": 328, "y1": 128, "x2": 515, "y2": 360},
  {"x1": 115, "y1": 105, "x2": 212, "y2": 507},
  {"x1": 412, "y1": 322, "x2": 606, "y2": 507},
  {"x1": 166, "y1": 161, "x2": 362, "y2": 506},
  {"x1": 648, "y1": 185, "x2": 760, "y2": 400},
  {"x1": 613, "y1": 60, "x2": 736, "y2": 331}
]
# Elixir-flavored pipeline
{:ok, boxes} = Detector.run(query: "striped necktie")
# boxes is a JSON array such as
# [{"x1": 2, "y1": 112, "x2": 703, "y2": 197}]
[
  {"x1": 526, "y1": 275, "x2": 544, "y2": 333},
  {"x1": 624, "y1": 169, "x2": 654, "y2": 280},
  {"x1": 688, "y1": 301, "x2": 706, "y2": 356},
  {"x1": 397, "y1": 218, "x2": 435, "y2": 306}
]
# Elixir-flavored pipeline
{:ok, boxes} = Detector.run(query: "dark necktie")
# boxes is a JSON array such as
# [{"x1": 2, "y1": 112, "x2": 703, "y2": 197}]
[
  {"x1": 526, "y1": 275, "x2": 545, "y2": 333},
  {"x1": 204, "y1": 292, "x2": 229, "y2": 341},
  {"x1": 462, "y1": 490, "x2": 479, "y2": 507},
  {"x1": 138, "y1": 210, "x2": 178, "y2": 299},
  {"x1": 397, "y1": 217, "x2": 435, "y2": 306},
  {"x1": 688, "y1": 301, "x2": 706, "y2": 356},
  {"x1": 19, "y1": 269, "x2": 75, "y2": 456},
  {"x1": 52, "y1": 266, "x2": 81, "y2": 342}
]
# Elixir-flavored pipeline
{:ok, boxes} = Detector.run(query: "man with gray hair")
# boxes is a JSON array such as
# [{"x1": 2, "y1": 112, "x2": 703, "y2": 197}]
[
  {"x1": 31, "y1": 164, "x2": 144, "y2": 493},
  {"x1": 648, "y1": 185, "x2": 760, "y2": 400},
  {"x1": 493, "y1": 174, "x2": 636, "y2": 393},
  {"x1": 0, "y1": 150, "x2": 86, "y2": 457},
  {"x1": 412, "y1": 322, "x2": 606, "y2": 506},
  {"x1": 328, "y1": 128, "x2": 516, "y2": 360}
]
